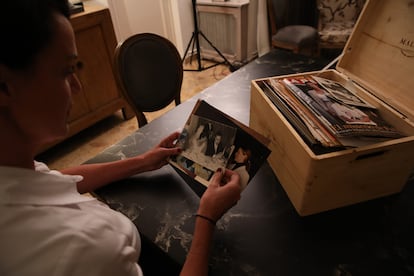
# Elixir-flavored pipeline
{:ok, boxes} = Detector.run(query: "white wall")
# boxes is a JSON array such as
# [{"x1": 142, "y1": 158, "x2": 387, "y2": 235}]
[
  {"x1": 92, "y1": 0, "x2": 107, "y2": 5},
  {"x1": 95, "y1": 0, "x2": 193, "y2": 57},
  {"x1": 173, "y1": 0, "x2": 195, "y2": 56},
  {"x1": 105, "y1": 0, "x2": 165, "y2": 41},
  {"x1": 124, "y1": 0, "x2": 164, "y2": 34}
]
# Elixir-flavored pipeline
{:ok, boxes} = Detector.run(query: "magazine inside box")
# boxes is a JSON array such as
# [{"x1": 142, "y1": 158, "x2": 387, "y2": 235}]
[
  {"x1": 314, "y1": 70, "x2": 414, "y2": 137},
  {"x1": 255, "y1": 69, "x2": 414, "y2": 156}
]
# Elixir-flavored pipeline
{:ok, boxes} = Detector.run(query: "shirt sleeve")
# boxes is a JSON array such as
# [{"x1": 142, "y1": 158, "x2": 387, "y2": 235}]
[{"x1": 55, "y1": 215, "x2": 144, "y2": 276}]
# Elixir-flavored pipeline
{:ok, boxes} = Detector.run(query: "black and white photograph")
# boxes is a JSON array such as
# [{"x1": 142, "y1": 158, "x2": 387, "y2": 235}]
[
  {"x1": 170, "y1": 100, "x2": 271, "y2": 191},
  {"x1": 312, "y1": 76, "x2": 375, "y2": 109},
  {"x1": 174, "y1": 114, "x2": 237, "y2": 178}
]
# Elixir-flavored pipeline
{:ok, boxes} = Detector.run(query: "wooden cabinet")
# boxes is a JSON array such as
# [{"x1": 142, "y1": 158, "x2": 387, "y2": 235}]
[{"x1": 68, "y1": 4, "x2": 132, "y2": 135}]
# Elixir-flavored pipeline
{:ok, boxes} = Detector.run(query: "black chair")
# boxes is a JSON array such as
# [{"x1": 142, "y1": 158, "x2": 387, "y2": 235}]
[{"x1": 114, "y1": 33, "x2": 183, "y2": 127}]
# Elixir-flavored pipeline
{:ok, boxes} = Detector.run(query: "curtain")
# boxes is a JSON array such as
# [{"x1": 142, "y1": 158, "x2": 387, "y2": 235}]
[{"x1": 256, "y1": 0, "x2": 271, "y2": 56}]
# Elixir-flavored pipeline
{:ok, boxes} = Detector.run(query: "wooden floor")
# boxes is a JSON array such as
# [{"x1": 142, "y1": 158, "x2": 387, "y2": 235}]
[{"x1": 36, "y1": 60, "x2": 231, "y2": 170}]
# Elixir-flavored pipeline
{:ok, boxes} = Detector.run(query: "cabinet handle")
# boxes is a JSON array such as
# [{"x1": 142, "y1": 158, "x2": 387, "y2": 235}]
[{"x1": 76, "y1": 61, "x2": 84, "y2": 70}]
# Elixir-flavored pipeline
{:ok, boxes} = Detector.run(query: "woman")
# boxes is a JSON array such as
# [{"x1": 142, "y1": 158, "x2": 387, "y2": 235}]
[
  {"x1": 0, "y1": 1, "x2": 241, "y2": 275},
  {"x1": 189, "y1": 123, "x2": 209, "y2": 156},
  {"x1": 228, "y1": 146, "x2": 252, "y2": 190}
]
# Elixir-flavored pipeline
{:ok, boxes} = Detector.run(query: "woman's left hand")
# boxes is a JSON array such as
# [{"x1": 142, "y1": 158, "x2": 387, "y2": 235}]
[{"x1": 140, "y1": 132, "x2": 182, "y2": 171}]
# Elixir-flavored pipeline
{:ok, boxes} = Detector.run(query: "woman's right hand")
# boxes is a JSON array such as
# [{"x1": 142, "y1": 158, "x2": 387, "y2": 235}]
[{"x1": 197, "y1": 169, "x2": 241, "y2": 222}]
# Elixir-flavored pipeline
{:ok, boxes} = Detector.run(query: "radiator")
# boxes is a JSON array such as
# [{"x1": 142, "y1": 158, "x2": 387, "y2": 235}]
[
  {"x1": 199, "y1": 12, "x2": 237, "y2": 61},
  {"x1": 196, "y1": 1, "x2": 258, "y2": 64}
]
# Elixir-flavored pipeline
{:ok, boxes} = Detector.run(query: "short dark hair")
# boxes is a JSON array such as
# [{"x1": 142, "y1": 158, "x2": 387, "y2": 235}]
[{"x1": 0, "y1": 0, "x2": 70, "y2": 70}]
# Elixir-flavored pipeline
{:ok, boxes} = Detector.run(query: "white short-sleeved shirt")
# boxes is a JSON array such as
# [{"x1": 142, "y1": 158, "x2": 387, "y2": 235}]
[{"x1": 0, "y1": 161, "x2": 143, "y2": 276}]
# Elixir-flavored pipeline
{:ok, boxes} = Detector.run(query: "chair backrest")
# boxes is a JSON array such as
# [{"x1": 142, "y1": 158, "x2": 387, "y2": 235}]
[
  {"x1": 316, "y1": 0, "x2": 366, "y2": 49},
  {"x1": 114, "y1": 33, "x2": 183, "y2": 127},
  {"x1": 267, "y1": 0, "x2": 317, "y2": 35},
  {"x1": 317, "y1": 0, "x2": 365, "y2": 27}
]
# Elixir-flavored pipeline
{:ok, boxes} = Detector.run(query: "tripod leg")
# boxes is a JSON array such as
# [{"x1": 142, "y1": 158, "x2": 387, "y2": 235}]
[
  {"x1": 183, "y1": 0, "x2": 238, "y2": 72},
  {"x1": 190, "y1": 32, "x2": 198, "y2": 66},
  {"x1": 182, "y1": 32, "x2": 196, "y2": 63},
  {"x1": 199, "y1": 31, "x2": 236, "y2": 72},
  {"x1": 182, "y1": 31, "x2": 204, "y2": 70}
]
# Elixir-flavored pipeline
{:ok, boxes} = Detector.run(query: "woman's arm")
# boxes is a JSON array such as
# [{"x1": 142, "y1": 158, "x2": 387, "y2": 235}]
[
  {"x1": 180, "y1": 218, "x2": 215, "y2": 276},
  {"x1": 180, "y1": 169, "x2": 241, "y2": 276},
  {"x1": 61, "y1": 132, "x2": 181, "y2": 193}
]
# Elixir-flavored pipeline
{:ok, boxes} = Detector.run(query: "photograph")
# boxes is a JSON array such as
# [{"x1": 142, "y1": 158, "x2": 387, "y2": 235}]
[
  {"x1": 283, "y1": 77, "x2": 377, "y2": 126},
  {"x1": 170, "y1": 100, "x2": 271, "y2": 191},
  {"x1": 173, "y1": 114, "x2": 237, "y2": 184},
  {"x1": 312, "y1": 76, "x2": 376, "y2": 109}
]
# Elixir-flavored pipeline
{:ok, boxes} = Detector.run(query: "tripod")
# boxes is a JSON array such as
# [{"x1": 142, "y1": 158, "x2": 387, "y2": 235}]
[{"x1": 182, "y1": 0, "x2": 236, "y2": 72}]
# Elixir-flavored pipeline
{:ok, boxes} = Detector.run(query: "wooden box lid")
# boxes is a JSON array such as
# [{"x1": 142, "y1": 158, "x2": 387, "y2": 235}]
[{"x1": 337, "y1": 0, "x2": 414, "y2": 123}]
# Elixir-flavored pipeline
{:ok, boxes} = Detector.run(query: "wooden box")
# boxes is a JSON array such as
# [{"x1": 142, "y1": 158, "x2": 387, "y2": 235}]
[{"x1": 249, "y1": 0, "x2": 414, "y2": 216}]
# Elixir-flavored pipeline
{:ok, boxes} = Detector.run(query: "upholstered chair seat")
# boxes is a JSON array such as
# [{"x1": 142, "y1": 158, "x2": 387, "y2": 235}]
[
  {"x1": 272, "y1": 25, "x2": 319, "y2": 52},
  {"x1": 267, "y1": 0, "x2": 319, "y2": 56}
]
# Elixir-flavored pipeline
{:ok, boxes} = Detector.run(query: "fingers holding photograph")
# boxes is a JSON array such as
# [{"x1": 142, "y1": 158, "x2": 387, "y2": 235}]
[{"x1": 170, "y1": 100, "x2": 271, "y2": 193}]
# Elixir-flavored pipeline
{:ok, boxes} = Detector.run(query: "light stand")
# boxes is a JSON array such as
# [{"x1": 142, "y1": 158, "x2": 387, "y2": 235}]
[{"x1": 182, "y1": 0, "x2": 237, "y2": 72}]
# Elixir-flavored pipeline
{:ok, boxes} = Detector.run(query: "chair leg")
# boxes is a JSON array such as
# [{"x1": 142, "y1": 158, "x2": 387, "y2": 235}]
[
  {"x1": 137, "y1": 111, "x2": 148, "y2": 128},
  {"x1": 121, "y1": 105, "x2": 135, "y2": 120}
]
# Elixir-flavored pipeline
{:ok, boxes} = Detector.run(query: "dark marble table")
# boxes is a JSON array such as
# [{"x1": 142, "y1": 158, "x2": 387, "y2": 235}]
[{"x1": 89, "y1": 49, "x2": 414, "y2": 276}]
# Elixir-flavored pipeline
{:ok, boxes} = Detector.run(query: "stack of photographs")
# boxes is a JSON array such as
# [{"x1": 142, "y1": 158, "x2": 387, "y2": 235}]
[{"x1": 257, "y1": 75, "x2": 404, "y2": 153}]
